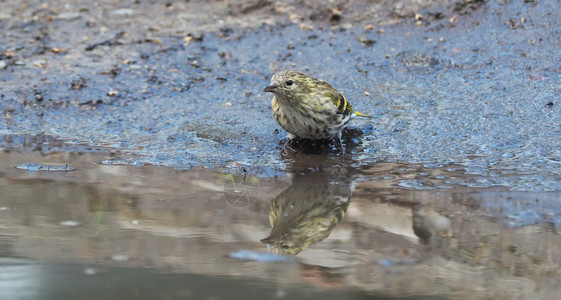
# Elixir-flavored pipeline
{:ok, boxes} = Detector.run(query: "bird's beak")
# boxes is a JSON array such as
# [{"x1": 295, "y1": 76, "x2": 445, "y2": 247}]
[{"x1": 263, "y1": 85, "x2": 278, "y2": 93}]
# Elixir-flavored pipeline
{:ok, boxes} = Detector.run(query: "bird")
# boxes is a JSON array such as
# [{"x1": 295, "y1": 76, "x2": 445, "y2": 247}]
[{"x1": 263, "y1": 70, "x2": 360, "y2": 154}]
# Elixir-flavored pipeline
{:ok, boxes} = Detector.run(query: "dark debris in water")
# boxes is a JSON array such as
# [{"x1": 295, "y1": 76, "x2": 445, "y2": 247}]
[
  {"x1": 16, "y1": 163, "x2": 75, "y2": 172},
  {"x1": 99, "y1": 158, "x2": 146, "y2": 167}
]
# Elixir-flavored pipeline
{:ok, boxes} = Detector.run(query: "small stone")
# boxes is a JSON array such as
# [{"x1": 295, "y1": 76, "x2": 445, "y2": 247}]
[
  {"x1": 438, "y1": 37, "x2": 446, "y2": 42},
  {"x1": 288, "y1": 13, "x2": 300, "y2": 21},
  {"x1": 299, "y1": 23, "x2": 313, "y2": 31},
  {"x1": 0, "y1": 61, "x2": 6, "y2": 69},
  {"x1": 55, "y1": 12, "x2": 82, "y2": 20},
  {"x1": 107, "y1": 90, "x2": 118, "y2": 96},
  {"x1": 359, "y1": 37, "x2": 376, "y2": 47},
  {"x1": 449, "y1": 15, "x2": 457, "y2": 23},
  {"x1": 111, "y1": 9, "x2": 135, "y2": 17},
  {"x1": 32, "y1": 60, "x2": 47, "y2": 68},
  {"x1": 364, "y1": 91, "x2": 370, "y2": 96},
  {"x1": 414, "y1": 13, "x2": 423, "y2": 20},
  {"x1": 364, "y1": 24, "x2": 375, "y2": 31},
  {"x1": 14, "y1": 60, "x2": 25, "y2": 66}
]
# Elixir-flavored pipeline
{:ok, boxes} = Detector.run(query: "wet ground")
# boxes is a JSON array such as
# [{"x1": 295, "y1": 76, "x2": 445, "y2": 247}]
[{"x1": 1, "y1": 0, "x2": 561, "y2": 299}]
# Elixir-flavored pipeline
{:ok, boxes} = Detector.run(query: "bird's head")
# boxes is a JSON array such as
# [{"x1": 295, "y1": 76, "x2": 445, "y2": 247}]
[{"x1": 263, "y1": 70, "x2": 311, "y2": 102}]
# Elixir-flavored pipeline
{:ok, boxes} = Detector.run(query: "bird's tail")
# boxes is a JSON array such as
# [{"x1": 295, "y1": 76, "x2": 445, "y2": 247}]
[{"x1": 354, "y1": 111, "x2": 373, "y2": 118}]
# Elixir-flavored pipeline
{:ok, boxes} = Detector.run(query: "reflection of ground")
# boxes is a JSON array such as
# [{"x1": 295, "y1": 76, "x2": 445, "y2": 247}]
[{"x1": 223, "y1": 173, "x2": 259, "y2": 208}]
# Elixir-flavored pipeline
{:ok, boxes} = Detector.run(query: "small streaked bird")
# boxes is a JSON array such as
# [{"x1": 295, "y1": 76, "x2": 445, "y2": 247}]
[{"x1": 263, "y1": 70, "x2": 358, "y2": 154}]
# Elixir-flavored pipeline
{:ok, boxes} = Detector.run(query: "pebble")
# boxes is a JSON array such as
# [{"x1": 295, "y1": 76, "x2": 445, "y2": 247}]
[
  {"x1": 32, "y1": 60, "x2": 47, "y2": 68},
  {"x1": 111, "y1": 9, "x2": 135, "y2": 17},
  {"x1": 0, "y1": 60, "x2": 6, "y2": 69},
  {"x1": 55, "y1": 12, "x2": 82, "y2": 20}
]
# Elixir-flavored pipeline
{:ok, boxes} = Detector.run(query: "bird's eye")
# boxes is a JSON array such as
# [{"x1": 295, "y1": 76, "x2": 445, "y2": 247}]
[{"x1": 285, "y1": 80, "x2": 293, "y2": 86}]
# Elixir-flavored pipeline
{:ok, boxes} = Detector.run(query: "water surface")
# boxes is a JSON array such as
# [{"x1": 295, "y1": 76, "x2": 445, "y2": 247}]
[{"x1": 1, "y1": 144, "x2": 559, "y2": 299}]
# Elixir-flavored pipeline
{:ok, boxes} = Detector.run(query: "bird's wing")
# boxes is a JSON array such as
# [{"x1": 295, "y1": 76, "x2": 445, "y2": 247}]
[{"x1": 317, "y1": 80, "x2": 353, "y2": 116}]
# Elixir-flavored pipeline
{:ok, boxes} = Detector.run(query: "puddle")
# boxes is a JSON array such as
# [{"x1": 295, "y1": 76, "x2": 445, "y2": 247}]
[
  {"x1": 0, "y1": 258, "x2": 380, "y2": 300},
  {"x1": 1, "y1": 147, "x2": 560, "y2": 299}
]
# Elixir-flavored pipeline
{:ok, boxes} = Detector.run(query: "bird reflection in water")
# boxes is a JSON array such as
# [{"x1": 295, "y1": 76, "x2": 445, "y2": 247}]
[{"x1": 261, "y1": 165, "x2": 353, "y2": 255}]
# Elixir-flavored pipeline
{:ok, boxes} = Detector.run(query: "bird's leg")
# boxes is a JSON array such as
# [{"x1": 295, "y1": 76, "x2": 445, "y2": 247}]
[
  {"x1": 336, "y1": 132, "x2": 345, "y2": 155},
  {"x1": 281, "y1": 139, "x2": 297, "y2": 155},
  {"x1": 281, "y1": 133, "x2": 299, "y2": 155}
]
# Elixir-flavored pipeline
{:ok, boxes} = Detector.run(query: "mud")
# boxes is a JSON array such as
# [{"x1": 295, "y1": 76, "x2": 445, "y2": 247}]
[{"x1": 1, "y1": 0, "x2": 559, "y2": 188}]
